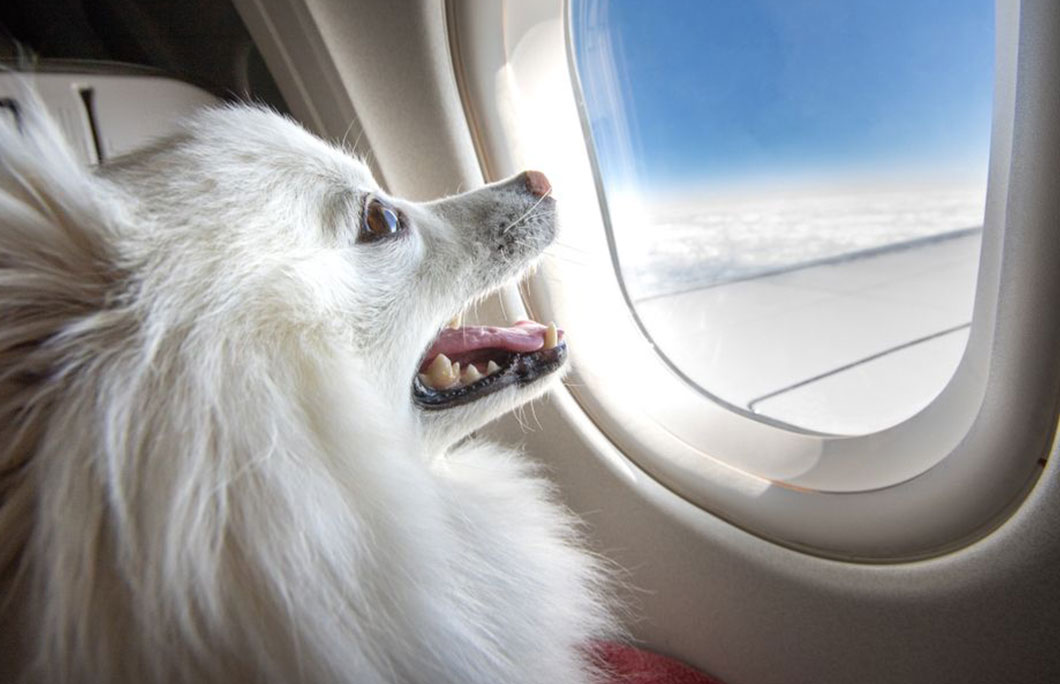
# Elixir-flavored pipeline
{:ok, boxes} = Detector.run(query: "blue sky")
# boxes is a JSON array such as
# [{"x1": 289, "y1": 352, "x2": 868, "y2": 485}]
[{"x1": 573, "y1": 0, "x2": 994, "y2": 192}]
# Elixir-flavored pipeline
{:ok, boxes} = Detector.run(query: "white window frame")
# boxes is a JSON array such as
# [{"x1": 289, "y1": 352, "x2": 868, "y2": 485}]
[{"x1": 446, "y1": 0, "x2": 1060, "y2": 561}]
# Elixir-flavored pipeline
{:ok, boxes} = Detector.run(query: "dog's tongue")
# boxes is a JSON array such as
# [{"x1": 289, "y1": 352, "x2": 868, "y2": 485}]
[{"x1": 424, "y1": 320, "x2": 561, "y2": 363}]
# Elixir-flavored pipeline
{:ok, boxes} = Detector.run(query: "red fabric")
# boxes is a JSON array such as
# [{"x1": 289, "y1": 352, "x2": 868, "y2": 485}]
[{"x1": 593, "y1": 641, "x2": 724, "y2": 684}]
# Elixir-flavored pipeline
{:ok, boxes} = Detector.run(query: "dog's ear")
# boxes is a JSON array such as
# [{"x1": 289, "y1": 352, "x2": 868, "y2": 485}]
[
  {"x1": 0, "y1": 89, "x2": 122, "y2": 280},
  {"x1": 0, "y1": 92, "x2": 131, "y2": 358}
]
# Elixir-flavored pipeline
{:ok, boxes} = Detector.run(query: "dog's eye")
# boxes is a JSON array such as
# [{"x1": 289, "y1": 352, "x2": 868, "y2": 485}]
[{"x1": 360, "y1": 197, "x2": 405, "y2": 243}]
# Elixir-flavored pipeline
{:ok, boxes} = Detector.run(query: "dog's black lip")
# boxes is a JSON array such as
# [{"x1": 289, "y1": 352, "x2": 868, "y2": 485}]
[{"x1": 412, "y1": 342, "x2": 568, "y2": 410}]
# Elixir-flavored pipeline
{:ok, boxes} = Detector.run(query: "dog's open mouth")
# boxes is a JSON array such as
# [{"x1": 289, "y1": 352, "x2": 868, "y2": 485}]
[{"x1": 413, "y1": 320, "x2": 568, "y2": 410}]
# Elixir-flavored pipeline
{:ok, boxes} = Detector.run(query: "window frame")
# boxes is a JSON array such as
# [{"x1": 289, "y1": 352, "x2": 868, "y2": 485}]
[{"x1": 446, "y1": 0, "x2": 1060, "y2": 561}]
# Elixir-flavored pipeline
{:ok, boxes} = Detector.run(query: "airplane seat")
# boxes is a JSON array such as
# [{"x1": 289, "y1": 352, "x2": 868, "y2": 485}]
[{"x1": 594, "y1": 641, "x2": 724, "y2": 684}]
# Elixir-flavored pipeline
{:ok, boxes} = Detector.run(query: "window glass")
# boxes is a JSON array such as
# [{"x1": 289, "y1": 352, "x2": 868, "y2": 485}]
[{"x1": 571, "y1": 0, "x2": 994, "y2": 434}]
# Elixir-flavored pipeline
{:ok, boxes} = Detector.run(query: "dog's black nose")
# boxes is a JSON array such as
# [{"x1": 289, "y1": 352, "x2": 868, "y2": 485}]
[{"x1": 523, "y1": 170, "x2": 551, "y2": 198}]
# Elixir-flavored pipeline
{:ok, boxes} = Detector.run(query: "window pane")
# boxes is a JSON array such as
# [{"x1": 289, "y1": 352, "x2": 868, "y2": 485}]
[{"x1": 571, "y1": 0, "x2": 993, "y2": 434}]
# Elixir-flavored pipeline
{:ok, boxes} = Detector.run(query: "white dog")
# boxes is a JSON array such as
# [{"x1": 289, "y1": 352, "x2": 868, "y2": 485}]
[{"x1": 0, "y1": 97, "x2": 617, "y2": 682}]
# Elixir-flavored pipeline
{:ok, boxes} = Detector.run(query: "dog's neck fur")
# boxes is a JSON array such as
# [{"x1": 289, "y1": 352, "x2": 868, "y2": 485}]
[{"x1": 1, "y1": 256, "x2": 424, "y2": 680}]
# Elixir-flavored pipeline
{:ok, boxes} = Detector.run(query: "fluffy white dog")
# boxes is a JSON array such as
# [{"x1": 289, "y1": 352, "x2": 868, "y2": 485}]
[{"x1": 0, "y1": 97, "x2": 617, "y2": 682}]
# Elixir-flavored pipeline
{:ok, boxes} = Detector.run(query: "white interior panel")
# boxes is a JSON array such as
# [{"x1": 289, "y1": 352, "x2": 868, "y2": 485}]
[
  {"x1": 0, "y1": 73, "x2": 219, "y2": 164},
  {"x1": 484, "y1": 391, "x2": 1060, "y2": 684}
]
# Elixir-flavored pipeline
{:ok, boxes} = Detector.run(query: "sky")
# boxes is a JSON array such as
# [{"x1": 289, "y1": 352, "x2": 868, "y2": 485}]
[{"x1": 572, "y1": 0, "x2": 995, "y2": 194}]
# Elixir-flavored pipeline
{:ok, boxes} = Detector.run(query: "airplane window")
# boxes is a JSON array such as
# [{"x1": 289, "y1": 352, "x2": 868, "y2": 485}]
[{"x1": 571, "y1": 0, "x2": 994, "y2": 435}]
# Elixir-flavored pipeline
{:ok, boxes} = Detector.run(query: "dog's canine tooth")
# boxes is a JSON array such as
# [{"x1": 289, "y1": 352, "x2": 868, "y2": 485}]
[
  {"x1": 426, "y1": 354, "x2": 458, "y2": 389},
  {"x1": 463, "y1": 364, "x2": 482, "y2": 384},
  {"x1": 543, "y1": 322, "x2": 558, "y2": 350},
  {"x1": 486, "y1": 360, "x2": 501, "y2": 376},
  {"x1": 447, "y1": 314, "x2": 462, "y2": 329}
]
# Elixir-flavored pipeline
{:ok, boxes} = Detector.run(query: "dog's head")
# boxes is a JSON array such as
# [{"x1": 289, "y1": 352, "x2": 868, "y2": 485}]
[{"x1": 99, "y1": 106, "x2": 566, "y2": 450}]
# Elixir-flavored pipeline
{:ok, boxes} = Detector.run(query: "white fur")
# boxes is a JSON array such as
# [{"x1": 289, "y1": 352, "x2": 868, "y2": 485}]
[{"x1": 0, "y1": 95, "x2": 617, "y2": 683}]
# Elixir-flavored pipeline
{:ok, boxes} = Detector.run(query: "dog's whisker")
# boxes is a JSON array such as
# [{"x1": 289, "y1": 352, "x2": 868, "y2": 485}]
[
  {"x1": 539, "y1": 251, "x2": 590, "y2": 267},
  {"x1": 528, "y1": 399, "x2": 543, "y2": 432},
  {"x1": 551, "y1": 240, "x2": 594, "y2": 256},
  {"x1": 501, "y1": 189, "x2": 553, "y2": 235},
  {"x1": 339, "y1": 118, "x2": 360, "y2": 151}
]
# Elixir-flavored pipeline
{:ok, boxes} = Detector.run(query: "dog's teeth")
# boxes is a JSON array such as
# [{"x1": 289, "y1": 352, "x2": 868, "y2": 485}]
[
  {"x1": 426, "y1": 354, "x2": 459, "y2": 389},
  {"x1": 486, "y1": 360, "x2": 501, "y2": 376},
  {"x1": 543, "y1": 322, "x2": 558, "y2": 350},
  {"x1": 448, "y1": 314, "x2": 462, "y2": 329},
  {"x1": 463, "y1": 365, "x2": 482, "y2": 384}
]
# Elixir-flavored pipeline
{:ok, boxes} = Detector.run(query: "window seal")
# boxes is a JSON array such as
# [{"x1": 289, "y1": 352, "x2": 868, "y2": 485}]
[{"x1": 446, "y1": 0, "x2": 1059, "y2": 561}]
